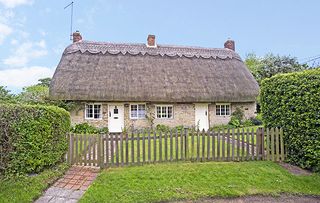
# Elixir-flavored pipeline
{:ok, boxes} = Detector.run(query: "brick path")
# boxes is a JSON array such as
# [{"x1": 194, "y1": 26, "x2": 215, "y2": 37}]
[{"x1": 35, "y1": 166, "x2": 99, "y2": 203}]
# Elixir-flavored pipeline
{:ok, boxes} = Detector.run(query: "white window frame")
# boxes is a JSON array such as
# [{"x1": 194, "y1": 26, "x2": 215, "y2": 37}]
[
  {"x1": 216, "y1": 103, "x2": 231, "y2": 116},
  {"x1": 155, "y1": 105, "x2": 174, "y2": 119},
  {"x1": 85, "y1": 103, "x2": 103, "y2": 120},
  {"x1": 130, "y1": 103, "x2": 146, "y2": 119}
]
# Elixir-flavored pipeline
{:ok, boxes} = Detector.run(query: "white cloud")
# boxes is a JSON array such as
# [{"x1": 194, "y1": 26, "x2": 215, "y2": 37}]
[
  {"x1": 10, "y1": 39, "x2": 18, "y2": 45},
  {"x1": 3, "y1": 40, "x2": 48, "y2": 66},
  {"x1": 0, "y1": 23, "x2": 12, "y2": 44},
  {"x1": 0, "y1": 0, "x2": 33, "y2": 8},
  {"x1": 0, "y1": 66, "x2": 54, "y2": 88}
]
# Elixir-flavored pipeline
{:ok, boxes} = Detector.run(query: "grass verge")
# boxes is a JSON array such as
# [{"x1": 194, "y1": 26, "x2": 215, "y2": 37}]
[
  {"x1": 0, "y1": 163, "x2": 69, "y2": 203},
  {"x1": 80, "y1": 161, "x2": 320, "y2": 203}
]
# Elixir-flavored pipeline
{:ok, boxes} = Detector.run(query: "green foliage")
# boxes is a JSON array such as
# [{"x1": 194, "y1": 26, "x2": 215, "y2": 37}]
[
  {"x1": 249, "y1": 116, "x2": 263, "y2": 126},
  {"x1": 0, "y1": 103, "x2": 70, "y2": 175},
  {"x1": 261, "y1": 68, "x2": 320, "y2": 172},
  {"x1": 242, "y1": 119, "x2": 254, "y2": 127},
  {"x1": 0, "y1": 86, "x2": 16, "y2": 103},
  {"x1": 245, "y1": 53, "x2": 309, "y2": 85},
  {"x1": 17, "y1": 85, "x2": 49, "y2": 104},
  {"x1": 228, "y1": 116, "x2": 241, "y2": 127},
  {"x1": 228, "y1": 107, "x2": 244, "y2": 127},
  {"x1": 156, "y1": 124, "x2": 171, "y2": 133},
  {"x1": 37, "y1": 77, "x2": 51, "y2": 87},
  {"x1": 70, "y1": 123, "x2": 108, "y2": 134}
]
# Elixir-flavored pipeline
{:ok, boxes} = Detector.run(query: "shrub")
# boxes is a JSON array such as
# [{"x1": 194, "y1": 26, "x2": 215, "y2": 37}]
[
  {"x1": 156, "y1": 124, "x2": 170, "y2": 133},
  {"x1": 70, "y1": 123, "x2": 108, "y2": 134},
  {"x1": 228, "y1": 116, "x2": 241, "y2": 127},
  {"x1": 0, "y1": 103, "x2": 70, "y2": 175},
  {"x1": 228, "y1": 107, "x2": 244, "y2": 127},
  {"x1": 249, "y1": 116, "x2": 263, "y2": 126},
  {"x1": 243, "y1": 119, "x2": 254, "y2": 127},
  {"x1": 261, "y1": 68, "x2": 320, "y2": 172}
]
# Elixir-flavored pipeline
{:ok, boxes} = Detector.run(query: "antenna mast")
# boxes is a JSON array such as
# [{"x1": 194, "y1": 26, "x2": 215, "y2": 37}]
[{"x1": 64, "y1": 1, "x2": 74, "y2": 41}]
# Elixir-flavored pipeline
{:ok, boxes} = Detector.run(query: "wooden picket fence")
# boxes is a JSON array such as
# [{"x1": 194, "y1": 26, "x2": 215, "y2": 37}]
[{"x1": 66, "y1": 127, "x2": 285, "y2": 168}]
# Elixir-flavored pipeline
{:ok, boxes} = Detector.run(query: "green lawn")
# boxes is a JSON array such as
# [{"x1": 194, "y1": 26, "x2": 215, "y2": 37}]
[
  {"x1": 0, "y1": 163, "x2": 69, "y2": 203},
  {"x1": 80, "y1": 161, "x2": 320, "y2": 203}
]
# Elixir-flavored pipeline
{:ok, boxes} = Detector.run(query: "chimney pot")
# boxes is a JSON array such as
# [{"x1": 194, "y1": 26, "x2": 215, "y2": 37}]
[
  {"x1": 147, "y1": 34, "x2": 156, "y2": 47},
  {"x1": 224, "y1": 39, "x2": 235, "y2": 51},
  {"x1": 73, "y1": 31, "x2": 82, "y2": 43}
]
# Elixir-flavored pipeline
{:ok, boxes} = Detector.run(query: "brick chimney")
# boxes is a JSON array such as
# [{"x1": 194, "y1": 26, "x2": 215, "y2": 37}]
[
  {"x1": 147, "y1": 34, "x2": 156, "y2": 47},
  {"x1": 224, "y1": 39, "x2": 235, "y2": 51},
  {"x1": 73, "y1": 31, "x2": 82, "y2": 43}
]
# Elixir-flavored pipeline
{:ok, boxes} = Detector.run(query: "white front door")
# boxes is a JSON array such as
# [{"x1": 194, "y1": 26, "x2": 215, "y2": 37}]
[
  {"x1": 108, "y1": 104, "x2": 124, "y2": 133},
  {"x1": 195, "y1": 104, "x2": 209, "y2": 131}
]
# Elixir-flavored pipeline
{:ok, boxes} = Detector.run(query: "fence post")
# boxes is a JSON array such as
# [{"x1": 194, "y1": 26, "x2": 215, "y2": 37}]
[
  {"x1": 98, "y1": 134, "x2": 102, "y2": 168},
  {"x1": 255, "y1": 128, "x2": 262, "y2": 160},
  {"x1": 280, "y1": 128, "x2": 285, "y2": 161},
  {"x1": 184, "y1": 128, "x2": 189, "y2": 161}
]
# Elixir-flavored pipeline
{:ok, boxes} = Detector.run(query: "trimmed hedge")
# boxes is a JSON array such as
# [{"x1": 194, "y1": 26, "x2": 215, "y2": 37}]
[
  {"x1": 0, "y1": 103, "x2": 70, "y2": 175},
  {"x1": 261, "y1": 68, "x2": 320, "y2": 172}
]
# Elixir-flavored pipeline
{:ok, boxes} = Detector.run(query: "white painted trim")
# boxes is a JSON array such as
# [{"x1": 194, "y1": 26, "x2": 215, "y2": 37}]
[
  {"x1": 155, "y1": 105, "x2": 174, "y2": 119},
  {"x1": 129, "y1": 103, "x2": 147, "y2": 120},
  {"x1": 146, "y1": 43, "x2": 157, "y2": 48},
  {"x1": 84, "y1": 103, "x2": 103, "y2": 120},
  {"x1": 215, "y1": 103, "x2": 231, "y2": 116},
  {"x1": 108, "y1": 103, "x2": 125, "y2": 133}
]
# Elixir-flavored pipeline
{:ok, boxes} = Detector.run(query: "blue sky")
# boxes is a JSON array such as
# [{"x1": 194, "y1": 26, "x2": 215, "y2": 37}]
[{"x1": 0, "y1": 0, "x2": 319, "y2": 93}]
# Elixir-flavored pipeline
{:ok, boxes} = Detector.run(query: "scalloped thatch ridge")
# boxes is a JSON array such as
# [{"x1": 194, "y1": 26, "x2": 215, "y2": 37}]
[{"x1": 50, "y1": 41, "x2": 259, "y2": 102}]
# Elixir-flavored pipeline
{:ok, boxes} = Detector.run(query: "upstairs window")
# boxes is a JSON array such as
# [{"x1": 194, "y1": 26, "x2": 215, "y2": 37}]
[
  {"x1": 85, "y1": 104, "x2": 102, "y2": 119},
  {"x1": 216, "y1": 104, "x2": 230, "y2": 116},
  {"x1": 156, "y1": 105, "x2": 173, "y2": 119},
  {"x1": 130, "y1": 104, "x2": 146, "y2": 119}
]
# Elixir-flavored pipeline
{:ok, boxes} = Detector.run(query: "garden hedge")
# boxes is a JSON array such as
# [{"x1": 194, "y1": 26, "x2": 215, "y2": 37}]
[
  {"x1": 0, "y1": 103, "x2": 70, "y2": 175},
  {"x1": 261, "y1": 68, "x2": 320, "y2": 172}
]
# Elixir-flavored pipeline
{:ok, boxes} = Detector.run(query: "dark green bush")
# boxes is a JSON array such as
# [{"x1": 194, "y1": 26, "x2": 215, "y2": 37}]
[
  {"x1": 70, "y1": 123, "x2": 108, "y2": 134},
  {"x1": 261, "y1": 68, "x2": 320, "y2": 172},
  {"x1": 0, "y1": 103, "x2": 70, "y2": 175}
]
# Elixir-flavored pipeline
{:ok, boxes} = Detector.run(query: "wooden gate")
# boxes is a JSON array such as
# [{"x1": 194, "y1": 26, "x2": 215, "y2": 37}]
[{"x1": 66, "y1": 127, "x2": 285, "y2": 168}]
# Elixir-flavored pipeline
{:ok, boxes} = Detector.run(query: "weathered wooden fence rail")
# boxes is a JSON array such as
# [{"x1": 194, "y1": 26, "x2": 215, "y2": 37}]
[{"x1": 66, "y1": 128, "x2": 285, "y2": 168}]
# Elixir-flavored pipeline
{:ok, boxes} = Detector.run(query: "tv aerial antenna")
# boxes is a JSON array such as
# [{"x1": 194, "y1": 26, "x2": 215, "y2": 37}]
[{"x1": 64, "y1": 1, "x2": 74, "y2": 41}]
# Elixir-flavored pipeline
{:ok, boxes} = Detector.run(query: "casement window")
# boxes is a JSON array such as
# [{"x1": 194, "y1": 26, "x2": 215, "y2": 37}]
[
  {"x1": 130, "y1": 104, "x2": 146, "y2": 119},
  {"x1": 85, "y1": 103, "x2": 102, "y2": 119},
  {"x1": 216, "y1": 104, "x2": 230, "y2": 116},
  {"x1": 156, "y1": 105, "x2": 173, "y2": 119}
]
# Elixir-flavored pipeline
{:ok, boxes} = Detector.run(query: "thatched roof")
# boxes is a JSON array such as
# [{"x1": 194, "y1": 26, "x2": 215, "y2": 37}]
[{"x1": 50, "y1": 41, "x2": 259, "y2": 102}]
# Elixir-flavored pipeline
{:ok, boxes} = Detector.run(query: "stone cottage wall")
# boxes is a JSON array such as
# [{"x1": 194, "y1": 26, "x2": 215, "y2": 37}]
[
  {"x1": 208, "y1": 102, "x2": 256, "y2": 126},
  {"x1": 69, "y1": 102, "x2": 256, "y2": 130},
  {"x1": 70, "y1": 102, "x2": 108, "y2": 128}
]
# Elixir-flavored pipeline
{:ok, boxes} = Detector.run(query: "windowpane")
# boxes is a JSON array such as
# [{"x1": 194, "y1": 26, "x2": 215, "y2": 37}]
[
  {"x1": 131, "y1": 105, "x2": 138, "y2": 118},
  {"x1": 86, "y1": 104, "x2": 101, "y2": 119},
  {"x1": 94, "y1": 105, "x2": 101, "y2": 119},
  {"x1": 162, "y1": 106, "x2": 167, "y2": 118},
  {"x1": 226, "y1": 105, "x2": 230, "y2": 115},
  {"x1": 216, "y1": 105, "x2": 220, "y2": 115},
  {"x1": 157, "y1": 106, "x2": 161, "y2": 118},
  {"x1": 221, "y1": 105, "x2": 226, "y2": 115},
  {"x1": 138, "y1": 104, "x2": 146, "y2": 118},
  {"x1": 168, "y1": 106, "x2": 173, "y2": 118}
]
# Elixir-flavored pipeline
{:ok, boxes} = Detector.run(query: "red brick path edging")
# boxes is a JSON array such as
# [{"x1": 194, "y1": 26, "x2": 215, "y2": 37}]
[{"x1": 53, "y1": 166, "x2": 99, "y2": 191}]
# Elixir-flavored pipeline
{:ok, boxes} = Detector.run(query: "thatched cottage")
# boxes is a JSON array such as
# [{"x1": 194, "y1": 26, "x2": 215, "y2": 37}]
[{"x1": 50, "y1": 32, "x2": 259, "y2": 132}]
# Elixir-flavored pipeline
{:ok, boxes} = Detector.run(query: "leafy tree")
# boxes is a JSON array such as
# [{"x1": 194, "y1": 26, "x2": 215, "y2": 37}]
[
  {"x1": 17, "y1": 85, "x2": 49, "y2": 104},
  {"x1": 37, "y1": 77, "x2": 51, "y2": 87},
  {"x1": 0, "y1": 86, "x2": 15, "y2": 102},
  {"x1": 245, "y1": 53, "x2": 309, "y2": 84}
]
